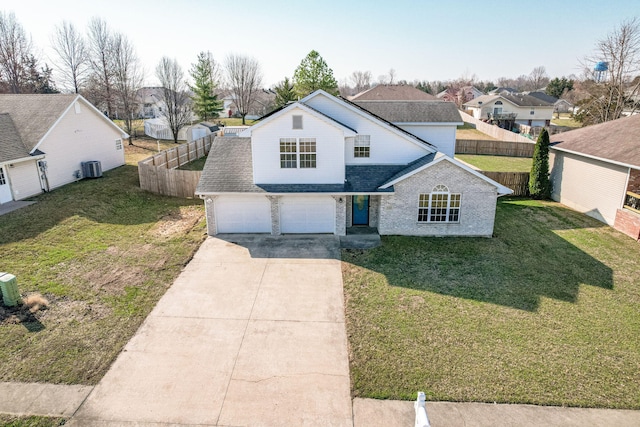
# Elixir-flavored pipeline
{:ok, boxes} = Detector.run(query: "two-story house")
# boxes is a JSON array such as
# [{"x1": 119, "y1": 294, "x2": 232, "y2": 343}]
[
  {"x1": 464, "y1": 93, "x2": 554, "y2": 127},
  {"x1": 195, "y1": 90, "x2": 511, "y2": 237}
]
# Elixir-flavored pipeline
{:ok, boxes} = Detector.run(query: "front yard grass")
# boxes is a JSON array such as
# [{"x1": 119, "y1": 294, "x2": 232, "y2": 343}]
[
  {"x1": 0, "y1": 415, "x2": 64, "y2": 427},
  {"x1": 342, "y1": 198, "x2": 640, "y2": 408},
  {"x1": 455, "y1": 154, "x2": 532, "y2": 172},
  {"x1": 0, "y1": 139, "x2": 206, "y2": 385}
]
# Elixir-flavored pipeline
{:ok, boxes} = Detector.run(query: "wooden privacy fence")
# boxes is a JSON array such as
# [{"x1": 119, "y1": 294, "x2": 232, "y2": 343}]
[
  {"x1": 480, "y1": 171, "x2": 530, "y2": 196},
  {"x1": 456, "y1": 139, "x2": 535, "y2": 157},
  {"x1": 138, "y1": 135, "x2": 214, "y2": 198}
]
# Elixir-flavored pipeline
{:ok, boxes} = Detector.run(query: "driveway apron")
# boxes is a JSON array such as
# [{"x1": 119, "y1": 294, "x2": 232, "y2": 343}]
[{"x1": 71, "y1": 235, "x2": 352, "y2": 426}]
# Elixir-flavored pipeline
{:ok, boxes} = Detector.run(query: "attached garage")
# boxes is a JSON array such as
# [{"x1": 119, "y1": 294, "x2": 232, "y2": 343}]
[
  {"x1": 280, "y1": 196, "x2": 335, "y2": 234},
  {"x1": 214, "y1": 196, "x2": 272, "y2": 233}
]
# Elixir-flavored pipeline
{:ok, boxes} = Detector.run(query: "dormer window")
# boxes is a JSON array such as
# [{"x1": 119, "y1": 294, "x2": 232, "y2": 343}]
[{"x1": 292, "y1": 115, "x2": 303, "y2": 129}]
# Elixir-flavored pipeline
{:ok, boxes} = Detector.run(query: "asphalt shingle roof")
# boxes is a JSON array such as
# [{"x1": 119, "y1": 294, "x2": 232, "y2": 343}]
[
  {"x1": 0, "y1": 94, "x2": 78, "y2": 152},
  {"x1": 380, "y1": 153, "x2": 437, "y2": 187},
  {"x1": 195, "y1": 137, "x2": 428, "y2": 194},
  {"x1": 550, "y1": 114, "x2": 640, "y2": 168},
  {"x1": 465, "y1": 93, "x2": 554, "y2": 108},
  {"x1": 0, "y1": 113, "x2": 30, "y2": 163},
  {"x1": 353, "y1": 100, "x2": 461, "y2": 123},
  {"x1": 350, "y1": 84, "x2": 438, "y2": 101}
]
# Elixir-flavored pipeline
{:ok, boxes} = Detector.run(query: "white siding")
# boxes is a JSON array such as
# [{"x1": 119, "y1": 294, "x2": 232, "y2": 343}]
[
  {"x1": 304, "y1": 95, "x2": 431, "y2": 164},
  {"x1": 550, "y1": 150, "x2": 629, "y2": 225},
  {"x1": 251, "y1": 107, "x2": 345, "y2": 184},
  {"x1": 36, "y1": 99, "x2": 125, "y2": 190},
  {"x1": 6, "y1": 160, "x2": 42, "y2": 200},
  {"x1": 397, "y1": 124, "x2": 457, "y2": 157},
  {"x1": 470, "y1": 99, "x2": 553, "y2": 123}
]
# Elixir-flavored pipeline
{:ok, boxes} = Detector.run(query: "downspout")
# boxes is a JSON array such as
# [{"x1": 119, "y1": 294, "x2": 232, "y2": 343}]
[{"x1": 38, "y1": 160, "x2": 50, "y2": 192}]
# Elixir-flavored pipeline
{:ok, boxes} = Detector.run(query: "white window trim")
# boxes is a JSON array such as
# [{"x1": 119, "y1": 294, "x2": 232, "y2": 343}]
[
  {"x1": 354, "y1": 135, "x2": 370, "y2": 158},
  {"x1": 279, "y1": 137, "x2": 316, "y2": 169},
  {"x1": 417, "y1": 185, "x2": 461, "y2": 224},
  {"x1": 115, "y1": 138, "x2": 123, "y2": 150}
]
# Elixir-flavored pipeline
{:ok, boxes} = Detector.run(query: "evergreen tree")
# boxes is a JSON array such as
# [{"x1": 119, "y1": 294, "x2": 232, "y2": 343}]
[
  {"x1": 274, "y1": 77, "x2": 296, "y2": 108},
  {"x1": 293, "y1": 50, "x2": 339, "y2": 98},
  {"x1": 545, "y1": 77, "x2": 574, "y2": 99},
  {"x1": 529, "y1": 128, "x2": 551, "y2": 199},
  {"x1": 189, "y1": 51, "x2": 222, "y2": 121}
]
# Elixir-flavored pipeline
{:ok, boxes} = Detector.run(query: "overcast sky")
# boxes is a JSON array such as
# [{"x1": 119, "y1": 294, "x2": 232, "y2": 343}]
[{"x1": 5, "y1": 0, "x2": 638, "y2": 89}]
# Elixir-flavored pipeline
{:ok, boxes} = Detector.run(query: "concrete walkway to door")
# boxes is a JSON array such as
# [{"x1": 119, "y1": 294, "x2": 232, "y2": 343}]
[{"x1": 69, "y1": 235, "x2": 352, "y2": 426}]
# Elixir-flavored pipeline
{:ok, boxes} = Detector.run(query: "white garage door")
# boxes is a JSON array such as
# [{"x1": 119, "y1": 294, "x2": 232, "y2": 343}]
[
  {"x1": 280, "y1": 196, "x2": 335, "y2": 234},
  {"x1": 215, "y1": 196, "x2": 272, "y2": 233}
]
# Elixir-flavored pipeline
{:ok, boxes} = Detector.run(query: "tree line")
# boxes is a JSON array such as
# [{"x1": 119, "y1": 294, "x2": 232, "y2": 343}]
[{"x1": 1, "y1": 10, "x2": 638, "y2": 139}]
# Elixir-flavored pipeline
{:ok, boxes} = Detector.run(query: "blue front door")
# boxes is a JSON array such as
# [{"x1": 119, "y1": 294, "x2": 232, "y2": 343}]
[{"x1": 352, "y1": 195, "x2": 369, "y2": 226}]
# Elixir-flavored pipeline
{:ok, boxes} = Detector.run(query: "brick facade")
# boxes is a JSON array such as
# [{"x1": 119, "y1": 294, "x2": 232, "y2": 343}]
[
  {"x1": 204, "y1": 196, "x2": 217, "y2": 235},
  {"x1": 614, "y1": 209, "x2": 640, "y2": 241},
  {"x1": 628, "y1": 169, "x2": 640, "y2": 194},
  {"x1": 378, "y1": 161, "x2": 498, "y2": 237},
  {"x1": 333, "y1": 196, "x2": 346, "y2": 236},
  {"x1": 268, "y1": 196, "x2": 281, "y2": 235}
]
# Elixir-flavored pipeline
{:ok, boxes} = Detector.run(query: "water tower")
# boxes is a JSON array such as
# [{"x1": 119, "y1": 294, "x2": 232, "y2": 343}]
[{"x1": 594, "y1": 61, "x2": 608, "y2": 82}]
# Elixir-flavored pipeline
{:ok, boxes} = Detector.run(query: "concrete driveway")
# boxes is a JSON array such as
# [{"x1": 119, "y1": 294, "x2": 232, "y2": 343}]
[{"x1": 70, "y1": 235, "x2": 352, "y2": 426}]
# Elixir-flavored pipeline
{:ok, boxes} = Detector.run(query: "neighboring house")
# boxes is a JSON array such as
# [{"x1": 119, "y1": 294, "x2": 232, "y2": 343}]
[
  {"x1": 135, "y1": 87, "x2": 165, "y2": 119},
  {"x1": 351, "y1": 100, "x2": 462, "y2": 157},
  {"x1": 488, "y1": 87, "x2": 517, "y2": 95},
  {"x1": 464, "y1": 93, "x2": 554, "y2": 127},
  {"x1": 220, "y1": 89, "x2": 276, "y2": 120},
  {"x1": 437, "y1": 86, "x2": 483, "y2": 103},
  {"x1": 0, "y1": 94, "x2": 128, "y2": 204},
  {"x1": 554, "y1": 99, "x2": 575, "y2": 114},
  {"x1": 350, "y1": 84, "x2": 438, "y2": 101},
  {"x1": 195, "y1": 90, "x2": 511, "y2": 237},
  {"x1": 549, "y1": 114, "x2": 640, "y2": 240},
  {"x1": 144, "y1": 118, "x2": 188, "y2": 141}
]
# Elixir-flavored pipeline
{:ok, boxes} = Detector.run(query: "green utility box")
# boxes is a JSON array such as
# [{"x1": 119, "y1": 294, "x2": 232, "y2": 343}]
[{"x1": 0, "y1": 272, "x2": 20, "y2": 307}]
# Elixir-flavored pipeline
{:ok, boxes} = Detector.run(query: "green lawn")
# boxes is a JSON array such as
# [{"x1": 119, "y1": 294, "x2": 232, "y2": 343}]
[
  {"x1": 0, "y1": 415, "x2": 64, "y2": 427},
  {"x1": 551, "y1": 114, "x2": 582, "y2": 128},
  {"x1": 178, "y1": 156, "x2": 207, "y2": 171},
  {"x1": 0, "y1": 139, "x2": 206, "y2": 385},
  {"x1": 342, "y1": 198, "x2": 640, "y2": 408},
  {"x1": 455, "y1": 155, "x2": 533, "y2": 172}
]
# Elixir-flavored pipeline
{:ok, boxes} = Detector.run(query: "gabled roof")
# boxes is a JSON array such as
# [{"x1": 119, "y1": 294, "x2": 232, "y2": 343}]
[
  {"x1": 350, "y1": 84, "x2": 438, "y2": 101},
  {"x1": 0, "y1": 94, "x2": 127, "y2": 154},
  {"x1": 380, "y1": 153, "x2": 513, "y2": 196},
  {"x1": 550, "y1": 114, "x2": 640, "y2": 169},
  {"x1": 527, "y1": 91, "x2": 558, "y2": 104},
  {"x1": 239, "y1": 101, "x2": 356, "y2": 137},
  {"x1": 302, "y1": 90, "x2": 437, "y2": 152},
  {"x1": 353, "y1": 100, "x2": 462, "y2": 124},
  {"x1": 0, "y1": 113, "x2": 30, "y2": 163},
  {"x1": 464, "y1": 93, "x2": 554, "y2": 108}
]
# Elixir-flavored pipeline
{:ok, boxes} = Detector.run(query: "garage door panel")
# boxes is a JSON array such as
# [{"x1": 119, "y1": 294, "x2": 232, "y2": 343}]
[
  {"x1": 215, "y1": 196, "x2": 271, "y2": 233},
  {"x1": 280, "y1": 197, "x2": 335, "y2": 234}
]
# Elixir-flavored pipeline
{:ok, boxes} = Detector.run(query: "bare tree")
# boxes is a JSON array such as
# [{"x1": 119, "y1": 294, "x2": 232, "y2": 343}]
[
  {"x1": 578, "y1": 18, "x2": 640, "y2": 124},
  {"x1": 50, "y1": 21, "x2": 88, "y2": 94},
  {"x1": 528, "y1": 66, "x2": 549, "y2": 91},
  {"x1": 155, "y1": 57, "x2": 191, "y2": 143},
  {"x1": 87, "y1": 17, "x2": 115, "y2": 116},
  {"x1": 0, "y1": 12, "x2": 33, "y2": 93},
  {"x1": 112, "y1": 33, "x2": 143, "y2": 145},
  {"x1": 350, "y1": 70, "x2": 372, "y2": 94},
  {"x1": 224, "y1": 53, "x2": 263, "y2": 125},
  {"x1": 388, "y1": 68, "x2": 396, "y2": 84}
]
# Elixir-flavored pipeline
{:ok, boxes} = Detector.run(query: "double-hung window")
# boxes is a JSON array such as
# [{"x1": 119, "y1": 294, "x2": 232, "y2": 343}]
[
  {"x1": 299, "y1": 138, "x2": 316, "y2": 168},
  {"x1": 418, "y1": 185, "x2": 461, "y2": 223},
  {"x1": 280, "y1": 138, "x2": 316, "y2": 168},
  {"x1": 280, "y1": 138, "x2": 297, "y2": 168},
  {"x1": 354, "y1": 135, "x2": 370, "y2": 158}
]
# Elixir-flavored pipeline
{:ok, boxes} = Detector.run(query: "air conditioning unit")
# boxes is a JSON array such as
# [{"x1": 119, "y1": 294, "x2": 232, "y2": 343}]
[{"x1": 82, "y1": 161, "x2": 103, "y2": 178}]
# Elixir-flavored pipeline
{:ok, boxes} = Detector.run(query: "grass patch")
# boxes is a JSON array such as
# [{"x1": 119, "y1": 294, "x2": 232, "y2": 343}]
[
  {"x1": 456, "y1": 155, "x2": 532, "y2": 172},
  {"x1": 456, "y1": 128, "x2": 498, "y2": 141},
  {"x1": 343, "y1": 198, "x2": 640, "y2": 408},
  {"x1": 551, "y1": 114, "x2": 582, "y2": 128},
  {"x1": 0, "y1": 138, "x2": 206, "y2": 385},
  {"x1": 178, "y1": 156, "x2": 207, "y2": 171},
  {"x1": 0, "y1": 415, "x2": 65, "y2": 427}
]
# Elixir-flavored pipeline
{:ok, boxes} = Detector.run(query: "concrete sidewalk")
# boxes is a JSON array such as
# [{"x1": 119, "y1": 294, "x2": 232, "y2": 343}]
[
  {"x1": 69, "y1": 235, "x2": 352, "y2": 426},
  {"x1": 354, "y1": 398, "x2": 640, "y2": 427},
  {"x1": 0, "y1": 382, "x2": 92, "y2": 417}
]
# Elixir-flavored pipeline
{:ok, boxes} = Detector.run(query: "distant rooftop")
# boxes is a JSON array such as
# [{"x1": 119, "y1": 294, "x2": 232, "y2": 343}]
[{"x1": 350, "y1": 84, "x2": 438, "y2": 101}]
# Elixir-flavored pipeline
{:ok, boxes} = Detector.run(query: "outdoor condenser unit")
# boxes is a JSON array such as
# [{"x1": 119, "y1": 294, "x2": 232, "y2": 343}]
[
  {"x1": 0, "y1": 272, "x2": 20, "y2": 307},
  {"x1": 82, "y1": 161, "x2": 103, "y2": 178}
]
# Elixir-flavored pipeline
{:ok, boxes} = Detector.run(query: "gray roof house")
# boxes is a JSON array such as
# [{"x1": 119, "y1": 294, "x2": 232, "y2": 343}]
[
  {"x1": 350, "y1": 84, "x2": 438, "y2": 101},
  {"x1": 0, "y1": 94, "x2": 128, "y2": 205},
  {"x1": 351, "y1": 100, "x2": 462, "y2": 157},
  {"x1": 464, "y1": 93, "x2": 555, "y2": 127},
  {"x1": 549, "y1": 114, "x2": 640, "y2": 240},
  {"x1": 195, "y1": 90, "x2": 511, "y2": 237}
]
